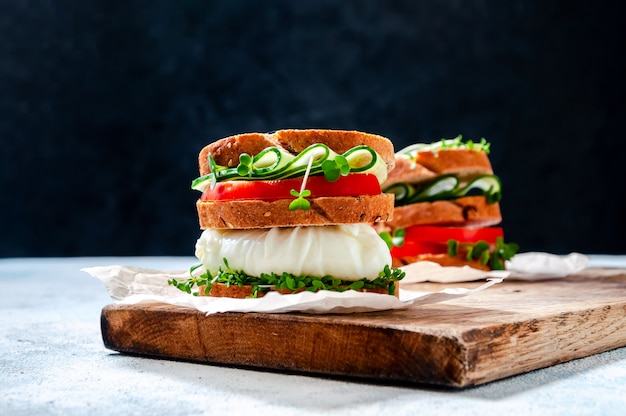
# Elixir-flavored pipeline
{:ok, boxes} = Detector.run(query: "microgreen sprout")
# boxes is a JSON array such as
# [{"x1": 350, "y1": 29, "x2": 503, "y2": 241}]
[
  {"x1": 208, "y1": 154, "x2": 219, "y2": 189},
  {"x1": 236, "y1": 153, "x2": 254, "y2": 177},
  {"x1": 289, "y1": 189, "x2": 311, "y2": 210},
  {"x1": 399, "y1": 135, "x2": 492, "y2": 158},
  {"x1": 321, "y1": 155, "x2": 350, "y2": 182},
  {"x1": 446, "y1": 238, "x2": 519, "y2": 270},
  {"x1": 168, "y1": 258, "x2": 405, "y2": 298},
  {"x1": 383, "y1": 174, "x2": 501, "y2": 207},
  {"x1": 379, "y1": 228, "x2": 406, "y2": 250},
  {"x1": 289, "y1": 156, "x2": 314, "y2": 211},
  {"x1": 191, "y1": 144, "x2": 380, "y2": 193},
  {"x1": 168, "y1": 263, "x2": 212, "y2": 296}
]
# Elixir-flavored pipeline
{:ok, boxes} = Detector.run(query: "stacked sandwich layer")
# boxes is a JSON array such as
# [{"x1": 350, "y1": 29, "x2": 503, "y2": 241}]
[
  {"x1": 380, "y1": 136, "x2": 518, "y2": 270},
  {"x1": 173, "y1": 129, "x2": 405, "y2": 298}
]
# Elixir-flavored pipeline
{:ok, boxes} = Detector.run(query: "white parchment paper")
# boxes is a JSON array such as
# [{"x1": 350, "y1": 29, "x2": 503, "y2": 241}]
[
  {"x1": 399, "y1": 252, "x2": 589, "y2": 283},
  {"x1": 399, "y1": 262, "x2": 510, "y2": 284},
  {"x1": 506, "y1": 252, "x2": 589, "y2": 280},
  {"x1": 82, "y1": 252, "x2": 588, "y2": 314},
  {"x1": 83, "y1": 265, "x2": 502, "y2": 314}
]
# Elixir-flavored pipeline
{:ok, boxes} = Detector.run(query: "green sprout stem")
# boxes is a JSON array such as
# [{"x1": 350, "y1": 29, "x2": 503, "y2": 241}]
[{"x1": 289, "y1": 155, "x2": 314, "y2": 211}]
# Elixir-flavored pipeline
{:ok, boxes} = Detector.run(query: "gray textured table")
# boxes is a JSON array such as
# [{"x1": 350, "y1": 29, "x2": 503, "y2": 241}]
[{"x1": 2, "y1": 256, "x2": 625, "y2": 416}]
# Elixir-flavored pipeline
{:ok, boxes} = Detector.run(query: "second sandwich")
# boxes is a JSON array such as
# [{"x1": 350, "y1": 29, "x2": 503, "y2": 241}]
[
  {"x1": 380, "y1": 135, "x2": 518, "y2": 270},
  {"x1": 177, "y1": 129, "x2": 405, "y2": 298}
]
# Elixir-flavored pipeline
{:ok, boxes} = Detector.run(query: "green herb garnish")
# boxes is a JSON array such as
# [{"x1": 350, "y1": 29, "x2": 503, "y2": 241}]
[
  {"x1": 398, "y1": 135, "x2": 491, "y2": 156},
  {"x1": 321, "y1": 154, "x2": 350, "y2": 182},
  {"x1": 168, "y1": 263, "x2": 212, "y2": 296},
  {"x1": 168, "y1": 259, "x2": 406, "y2": 298},
  {"x1": 289, "y1": 155, "x2": 314, "y2": 211},
  {"x1": 490, "y1": 237, "x2": 520, "y2": 270},
  {"x1": 446, "y1": 238, "x2": 519, "y2": 270},
  {"x1": 383, "y1": 174, "x2": 502, "y2": 207},
  {"x1": 191, "y1": 144, "x2": 385, "y2": 192},
  {"x1": 379, "y1": 228, "x2": 406, "y2": 250},
  {"x1": 207, "y1": 154, "x2": 219, "y2": 189},
  {"x1": 289, "y1": 189, "x2": 311, "y2": 210},
  {"x1": 236, "y1": 153, "x2": 254, "y2": 177}
]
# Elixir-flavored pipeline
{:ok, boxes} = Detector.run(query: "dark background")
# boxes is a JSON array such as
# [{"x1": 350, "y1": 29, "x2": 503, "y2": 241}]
[{"x1": 1, "y1": 1, "x2": 624, "y2": 257}]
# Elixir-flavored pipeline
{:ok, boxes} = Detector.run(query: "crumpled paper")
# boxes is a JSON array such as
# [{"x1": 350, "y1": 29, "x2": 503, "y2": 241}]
[
  {"x1": 83, "y1": 265, "x2": 503, "y2": 314},
  {"x1": 82, "y1": 252, "x2": 589, "y2": 314},
  {"x1": 400, "y1": 262, "x2": 510, "y2": 284},
  {"x1": 506, "y1": 252, "x2": 589, "y2": 280},
  {"x1": 399, "y1": 252, "x2": 589, "y2": 283}
]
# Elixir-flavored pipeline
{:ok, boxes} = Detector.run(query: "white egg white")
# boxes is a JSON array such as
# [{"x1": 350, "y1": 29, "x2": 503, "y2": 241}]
[{"x1": 195, "y1": 223, "x2": 391, "y2": 281}]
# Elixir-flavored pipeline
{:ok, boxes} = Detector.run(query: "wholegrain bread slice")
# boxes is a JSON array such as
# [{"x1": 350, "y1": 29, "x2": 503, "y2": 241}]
[
  {"x1": 199, "y1": 132, "x2": 278, "y2": 171},
  {"x1": 197, "y1": 194, "x2": 395, "y2": 229},
  {"x1": 201, "y1": 282, "x2": 395, "y2": 298},
  {"x1": 384, "y1": 149, "x2": 494, "y2": 188},
  {"x1": 386, "y1": 196, "x2": 502, "y2": 230},
  {"x1": 391, "y1": 253, "x2": 492, "y2": 271},
  {"x1": 199, "y1": 129, "x2": 395, "y2": 175}
]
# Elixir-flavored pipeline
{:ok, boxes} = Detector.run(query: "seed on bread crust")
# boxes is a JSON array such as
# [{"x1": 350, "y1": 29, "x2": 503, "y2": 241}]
[
  {"x1": 198, "y1": 129, "x2": 395, "y2": 176},
  {"x1": 386, "y1": 196, "x2": 502, "y2": 229},
  {"x1": 196, "y1": 194, "x2": 395, "y2": 229},
  {"x1": 384, "y1": 149, "x2": 494, "y2": 188}
]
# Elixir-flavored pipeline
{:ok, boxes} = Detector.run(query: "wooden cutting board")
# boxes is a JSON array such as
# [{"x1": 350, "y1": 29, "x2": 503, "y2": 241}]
[{"x1": 100, "y1": 267, "x2": 626, "y2": 388}]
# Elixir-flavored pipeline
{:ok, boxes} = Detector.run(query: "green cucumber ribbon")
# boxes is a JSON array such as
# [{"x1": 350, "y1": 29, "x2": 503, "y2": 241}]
[
  {"x1": 192, "y1": 143, "x2": 386, "y2": 192},
  {"x1": 383, "y1": 174, "x2": 502, "y2": 206},
  {"x1": 397, "y1": 135, "x2": 491, "y2": 157}
]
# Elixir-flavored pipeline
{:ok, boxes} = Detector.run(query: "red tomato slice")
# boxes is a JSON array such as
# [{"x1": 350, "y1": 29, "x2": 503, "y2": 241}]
[
  {"x1": 201, "y1": 174, "x2": 381, "y2": 202},
  {"x1": 403, "y1": 225, "x2": 504, "y2": 244},
  {"x1": 391, "y1": 241, "x2": 449, "y2": 258},
  {"x1": 391, "y1": 225, "x2": 504, "y2": 258}
]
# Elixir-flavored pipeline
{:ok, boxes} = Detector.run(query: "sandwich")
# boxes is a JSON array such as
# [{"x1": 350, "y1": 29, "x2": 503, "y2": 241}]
[
  {"x1": 378, "y1": 135, "x2": 518, "y2": 270},
  {"x1": 169, "y1": 129, "x2": 405, "y2": 298}
]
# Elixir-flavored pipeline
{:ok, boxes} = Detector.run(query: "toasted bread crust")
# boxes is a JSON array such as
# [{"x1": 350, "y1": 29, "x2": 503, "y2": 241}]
[
  {"x1": 204, "y1": 283, "x2": 255, "y2": 298},
  {"x1": 386, "y1": 196, "x2": 502, "y2": 229},
  {"x1": 199, "y1": 129, "x2": 395, "y2": 175},
  {"x1": 199, "y1": 133, "x2": 278, "y2": 171},
  {"x1": 197, "y1": 194, "x2": 395, "y2": 229},
  {"x1": 384, "y1": 149, "x2": 494, "y2": 188},
  {"x1": 201, "y1": 282, "x2": 396, "y2": 298},
  {"x1": 392, "y1": 254, "x2": 492, "y2": 271}
]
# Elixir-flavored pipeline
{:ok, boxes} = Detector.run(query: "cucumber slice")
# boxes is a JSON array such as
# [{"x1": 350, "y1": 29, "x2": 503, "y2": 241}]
[
  {"x1": 387, "y1": 174, "x2": 502, "y2": 206},
  {"x1": 456, "y1": 175, "x2": 502, "y2": 203},
  {"x1": 384, "y1": 183, "x2": 413, "y2": 201},
  {"x1": 412, "y1": 175, "x2": 459, "y2": 202},
  {"x1": 344, "y1": 146, "x2": 385, "y2": 182},
  {"x1": 397, "y1": 135, "x2": 491, "y2": 157},
  {"x1": 344, "y1": 146, "x2": 375, "y2": 170},
  {"x1": 191, "y1": 143, "x2": 383, "y2": 190},
  {"x1": 251, "y1": 147, "x2": 284, "y2": 171}
]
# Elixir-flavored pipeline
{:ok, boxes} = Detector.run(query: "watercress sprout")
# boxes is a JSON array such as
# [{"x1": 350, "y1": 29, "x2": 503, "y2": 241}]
[
  {"x1": 289, "y1": 156, "x2": 314, "y2": 211},
  {"x1": 321, "y1": 155, "x2": 350, "y2": 182},
  {"x1": 289, "y1": 189, "x2": 311, "y2": 210},
  {"x1": 236, "y1": 153, "x2": 254, "y2": 177},
  {"x1": 168, "y1": 258, "x2": 406, "y2": 298},
  {"x1": 445, "y1": 238, "x2": 519, "y2": 270},
  {"x1": 379, "y1": 228, "x2": 406, "y2": 250}
]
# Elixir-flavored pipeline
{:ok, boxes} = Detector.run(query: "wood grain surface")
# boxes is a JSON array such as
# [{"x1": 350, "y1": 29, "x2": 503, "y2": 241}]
[{"x1": 100, "y1": 268, "x2": 626, "y2": 387}]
